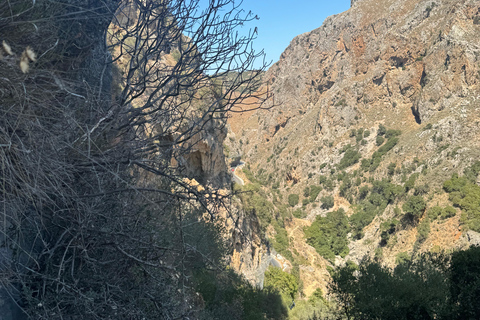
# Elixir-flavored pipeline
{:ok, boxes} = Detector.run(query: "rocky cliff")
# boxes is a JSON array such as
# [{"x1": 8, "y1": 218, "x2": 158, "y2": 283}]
[{"x1": 227, "y1": 0, "x2": 480, "y2": 298}]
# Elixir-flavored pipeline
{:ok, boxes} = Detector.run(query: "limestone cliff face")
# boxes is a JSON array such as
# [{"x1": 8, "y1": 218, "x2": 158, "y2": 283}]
[
  {"x1": 183, "y1": 119, "x2": 230, "y2": 187},
  {"x1": 227, "y1": 0, "x2": 480, "y2": 293},
  {"x1": 264, "y1": 0, "x2": 479, "y2": 136}
]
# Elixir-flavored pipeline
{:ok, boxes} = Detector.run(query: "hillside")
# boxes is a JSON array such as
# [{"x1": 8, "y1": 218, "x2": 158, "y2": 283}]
[
  {"x1": 1, "y1": 0, "x2": 479, "y2": 319},
  {"x1": 227, "y1": 0, "x2": 480, "y2": 309}
]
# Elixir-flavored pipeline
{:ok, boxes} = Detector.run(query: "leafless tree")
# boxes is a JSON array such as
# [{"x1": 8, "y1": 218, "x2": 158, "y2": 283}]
[{"x1": 0, "y1": 0, "x2": 270, "y2": 318}]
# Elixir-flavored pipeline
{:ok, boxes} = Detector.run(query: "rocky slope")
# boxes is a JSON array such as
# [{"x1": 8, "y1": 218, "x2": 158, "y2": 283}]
[{"x1": 227, "y1": 0, "x2": 480, "y2": 298}]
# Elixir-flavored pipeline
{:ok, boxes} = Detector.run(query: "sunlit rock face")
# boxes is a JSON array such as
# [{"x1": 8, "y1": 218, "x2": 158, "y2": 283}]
[{"x1": 227, "y1": 0, "x2": 480, "y2": 287}]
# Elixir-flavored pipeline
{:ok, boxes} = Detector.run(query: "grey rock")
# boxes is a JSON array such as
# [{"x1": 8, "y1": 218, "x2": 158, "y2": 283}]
[{"x1": 466, "y1": 230, "x2": 480, "y2": 246}]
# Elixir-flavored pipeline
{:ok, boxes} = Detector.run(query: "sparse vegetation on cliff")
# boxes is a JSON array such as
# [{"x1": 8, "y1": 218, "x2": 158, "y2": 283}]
[{"x1": 443, "y1": 162, "x2": 480, "y2": 232}]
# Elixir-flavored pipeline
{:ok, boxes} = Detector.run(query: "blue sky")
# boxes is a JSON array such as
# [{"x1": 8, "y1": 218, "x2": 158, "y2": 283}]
[{"x1": 236, "y1": 0, "x2": 352, "y2": 69}]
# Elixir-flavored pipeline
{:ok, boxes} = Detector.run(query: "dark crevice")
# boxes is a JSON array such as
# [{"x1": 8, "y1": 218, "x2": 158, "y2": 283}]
[
  {"x1": 444, "y1": 54, "x2": 450, "y2": 69},
  {"x1": 390, "y1": 56, "x2": 407, "y2": 68},
  {"x1": 373, "y1": 74, "x2": 385, "y2": 85},
  {"x1": 411, "y1": 106, "x2": 422, "y2": 124},
  {"x1": 420, "y1": 69, "x2": 427, "y2": 87},
  {"x1": 273, "y1": 117, "x2": 290, "y2": 136},
  {"x1": 317, "y1": 81, "x2": 335, "y2": 94}
]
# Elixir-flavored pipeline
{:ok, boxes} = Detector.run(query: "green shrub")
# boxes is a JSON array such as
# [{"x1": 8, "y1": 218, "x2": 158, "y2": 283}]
[
  {"x1": 375, "y1": 136, "x2": 385, "y2": 146},
  {"x1": 195, "y1": 268, "x2": 287, "y2": 319},
  {"x1": 272, "y1": 222, "x2": 293, "y2": 262},
  {"x1": 242, "y1": 167, "x2": 257, "y2": 183},
  {"x1": 363, "y1": 135, "x2": 399, "y2": 172},
  {"x1": 377, "y1": 136, "x2": 399, "y2": 155},
  {"x1": 443, "y1": 174, "x2": 468, "y2": 193},
  {"x1": 387, "y1": 162, "x2": 396, "y2": 176},
  {"x1": 380, "y1": 218, "x2": 399, "y2": 245},
  {"x1": 320, "y1": 195, "x2": 334, "y2": 210},
  {"x1": 303, "y1": 186, "x2": 311, "y2": 197},
  {"x1": 293, "y1": 209, "x2": 307, "y2": 219},
  {"x1": 443, "y1": 173, "x2": 480, "y2": 231},
  {"x1": 288, "y1": 194, "x2": 299, "y2": 207},
  {"x1": 358, "y1": 185, "x2": 369, "y2": 199},
  {"x1": 405, "y1": 173, "x2": 418, "y2": 191},
  {"x1": 377, "y1": 124, "x2": 386, "y2": 136},
  {"x1": 414, "y1": 184, "x2": 430, "y2": 195},
  {"x1": 395, "y1": 251, "x2": 411, "y2": 265},
  {"x1": 428, "y1": 206, "x2": 443, "y2": 220},
  {"x1": 355, "y1": 177, "x2": 361, "y2": 186},
  {"x1": 356, "y1": 128, "x2": 364, "y2": 142},
  {"x1": 264, "y1": 266, "x2": 298, "y2": 300},
  {"x1": 350, "y1": 205, "x2": 377, "y2": 239},
  {"x1": 318, "y1": 175, "x2": 327, "y2": 184},
  {"x1": 376, "y1": 135, "x2": 385, "y2": 146},
  {"x1": 416, "y1": 218, "x2": 430, "y2": 242},
  {"x1": 385, "y1": 129, "x2": 402, "y2": 139},
  {"x1": 337, "y1": 145, "x2": 361, "y2": 170},
  {"x1": 324, "y1": 179, "x2": 335, "y2": 191},
  {"x1": 238, "y1": 183, "x2": 275, "y2": 229},
  {"x1": 331, "y1": 248, "x2": 480, "y2": 320},
  {"x1": 309, "y1": 185, "x2": 323, "y2": 202},
  {"x1": 304, "y1": 209, "x2": 350, "y2": 262},
  {"x1": 442, "y1": 206, "x2": 456, "y2": 219},
  {"x1": 463, "y1": 161, "x2": 480, "y2": 183},
  {"x1": 308, "y1": 288, "x2": 325, "y2": 304},
  {"x1": 374, "y1": 247, "x2": 383, "y2": 261},
  {"x1": 449, "y1": 246, "x2": 480, "y2": 319},
  {"x1": 372, "y1": 179, "x2": 404, "y2": 204},
  {"x1": 403, "y1": 195, "x2": 426, "y2": 221}
]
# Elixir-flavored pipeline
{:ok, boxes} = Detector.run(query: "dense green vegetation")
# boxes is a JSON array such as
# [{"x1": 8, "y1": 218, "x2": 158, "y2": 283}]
[
  {"x1": 416, "y1": 217, "x2": 431, "y2": 243},
  {"x1": 272, "y1": 221, "x2": 294, "y2": 262},
  {"x1": 304, "y1": 185, "x2": 323, "y2": 203},
  {"x1": 304, "y1": 209, "x2": 350, "y2": 262},
  {"x1": 402, "y1": 195, "x2": 427, "y2": 221},
  {"x1": 320, "y1": 195, "x2": 334, "y2": 209},
  {"x1": 264, "y1": 266, "x2": 299, "y2": 300},
  {"x1": 427, "y1": 205, "x2": 456, "y2": 220},
  {"x1": 237, "y1": 183, "x2": 275, "y2": 230},
  {"x1": 443, "y1": 163, "x2": 480, "y2": 231},
  {"x1": 349, "y1": 179, "x2": 404, "y2": 239},
  {"x1": 289, "y1": 193, "x2": 300, "y2": 207},
  {"x1": 376, "y1": 135, "x2": 385, "y2": 146},
  {"x1": 338, "y1": 144, "x2": 361, "y2": 170},
  {"x1": 330, "y1": 246, "x2": 480, "y2": 320}
]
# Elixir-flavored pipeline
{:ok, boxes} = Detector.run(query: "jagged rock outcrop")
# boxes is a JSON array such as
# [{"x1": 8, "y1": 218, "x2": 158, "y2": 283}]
[{"x1": 264, "y1": 0, "x2": 479, "y2": 133}]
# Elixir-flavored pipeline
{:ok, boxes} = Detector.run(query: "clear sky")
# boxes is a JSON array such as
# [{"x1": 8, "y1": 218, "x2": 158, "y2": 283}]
[{"x1": 236, "y1": 0, "x2": 352, "y2": 69}]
